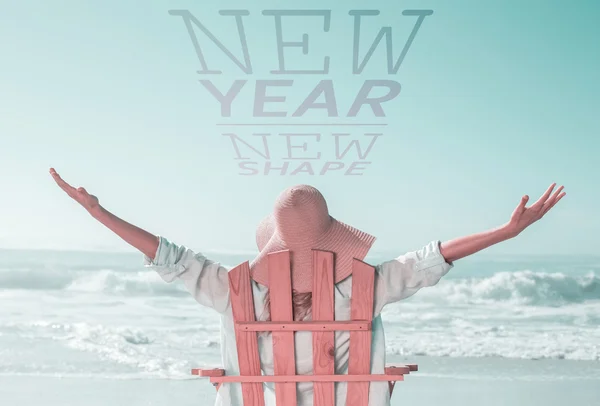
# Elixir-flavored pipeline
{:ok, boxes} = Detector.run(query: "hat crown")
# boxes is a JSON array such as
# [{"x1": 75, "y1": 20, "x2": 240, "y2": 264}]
[
  {"x1": 273, "y1": 185, "x2": 331, "y2": 244},
  {"x1": 251, "y1": 184, "x2": 376, "y2": 292}
]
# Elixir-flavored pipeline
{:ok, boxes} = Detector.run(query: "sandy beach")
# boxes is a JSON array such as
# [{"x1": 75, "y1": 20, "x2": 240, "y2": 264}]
[{"x1": 2, "y1": 356, "x2": 599, "y2": 406}]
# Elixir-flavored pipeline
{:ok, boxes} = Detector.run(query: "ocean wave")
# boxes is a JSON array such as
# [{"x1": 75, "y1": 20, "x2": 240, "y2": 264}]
[
  {"x1": 416, "y1": 271, "x2": 600, "y2": 306},
  {"x1": 0, "y1": 268, "x2": 186, "y2": 297},
  {"x1": 1, "y1": 267, "x2": 599, "y2": 306}
]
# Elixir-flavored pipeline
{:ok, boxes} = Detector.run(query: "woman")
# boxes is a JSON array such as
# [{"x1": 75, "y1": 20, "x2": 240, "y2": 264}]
[{"x1": 50, "y1": 168, "x2": 565, "y2": 406}]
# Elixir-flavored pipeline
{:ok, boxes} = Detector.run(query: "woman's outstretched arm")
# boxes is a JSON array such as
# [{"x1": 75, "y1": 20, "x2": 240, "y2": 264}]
[
  {"x1": 50, "y1": 168, "x2": 159, "y2": 259},
  {"x1": 439, "y1": 183, "x2": 566, "y2": 263}
]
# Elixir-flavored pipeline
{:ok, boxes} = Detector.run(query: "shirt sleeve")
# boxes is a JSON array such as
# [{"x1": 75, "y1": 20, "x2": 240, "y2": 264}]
[
  {"x1": 143, "y1": 236, "x2": 230, "y2": 313},
  {"x1": 373, "y1": 240, "x2": 453, "y2": 313}
]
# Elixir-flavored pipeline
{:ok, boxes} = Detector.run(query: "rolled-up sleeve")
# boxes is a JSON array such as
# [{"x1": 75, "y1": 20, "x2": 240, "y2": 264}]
[
  {"x1": 144, "y1": 236, "x2": 230, "y2": 313},
  {"x1": 374, "y1": 240, "x2": 453, "y2": 312}
]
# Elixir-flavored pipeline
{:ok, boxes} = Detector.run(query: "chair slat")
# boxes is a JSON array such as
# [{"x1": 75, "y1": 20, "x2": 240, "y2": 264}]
[
  {"x1": 346, "y1": 259, "x2": 376, "y2": 406},
  {"x1": 229, "y1": 262, "x2": 265, "y2": 406},
  {"x1": 312, "y1": 250, "x2": 336, "y2": 406},
  {"x1": 267, "y1": 250, "x2": 298, "y2": 406}
]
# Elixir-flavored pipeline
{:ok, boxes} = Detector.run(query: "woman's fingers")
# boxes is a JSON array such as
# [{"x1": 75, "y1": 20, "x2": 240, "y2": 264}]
[
  {"x1": 49, "y1": 168, "x2": 78, "y2": 197},
  {"x1": 546, "y1": 186, "x2": 565, "y2": 208},
  {"x1": 543, "y1": 190, "x2": 566, "y2": 215},
  {"x1": 517, "y1": 195, "x2": 529, "y2": 212},
  {"x1": 547, "y1": 185, "x2": 564, "y2": 205},
  {"x1": 532, "y1": 183, "x2": 556, "y2": 208}
]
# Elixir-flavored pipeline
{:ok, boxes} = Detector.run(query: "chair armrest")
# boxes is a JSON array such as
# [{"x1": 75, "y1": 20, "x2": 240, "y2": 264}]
[
  {"x1": 191, "y1": 368, "x2": 225, "y2": 377},
  {"x1": 385, "y1": 366, "x2": 410, "y2": 375},
  {"x1": 385, "y1": 364, "x2": 417, "y2": 375}
]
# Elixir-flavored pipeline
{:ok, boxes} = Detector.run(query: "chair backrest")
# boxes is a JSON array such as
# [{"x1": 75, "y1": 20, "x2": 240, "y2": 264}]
[{"x1": 197, "y1": 249, "x2": 407, "y2": 406}]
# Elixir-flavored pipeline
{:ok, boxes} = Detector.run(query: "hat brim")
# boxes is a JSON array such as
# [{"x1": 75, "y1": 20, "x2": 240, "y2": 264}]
[{"x1": 250, "y1": 216, "x2": 376, "y2": 293}]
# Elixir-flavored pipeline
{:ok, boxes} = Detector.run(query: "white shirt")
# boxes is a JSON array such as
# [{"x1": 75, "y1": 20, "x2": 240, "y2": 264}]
[{"x1": 144, "y1": 237, "x2": 453, "y2": 406}]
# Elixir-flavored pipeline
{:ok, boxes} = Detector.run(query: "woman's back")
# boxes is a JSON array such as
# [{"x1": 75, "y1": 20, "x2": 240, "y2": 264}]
[{"x1": 145, "y1": 237, "x2": 453, "y2": 405}]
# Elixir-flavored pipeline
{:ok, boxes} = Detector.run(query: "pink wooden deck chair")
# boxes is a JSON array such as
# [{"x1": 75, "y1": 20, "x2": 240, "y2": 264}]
[{"x1": 192, "y1": 250, "x2": 418, "y2": 405}]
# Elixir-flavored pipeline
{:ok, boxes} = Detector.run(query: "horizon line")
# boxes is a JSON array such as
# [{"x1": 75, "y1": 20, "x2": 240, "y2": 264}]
[
  {"x1": 0, "y1": 246, "x2": 598, "y2": 259},
  {"x1": 216, "y1": 123, "x2": 388, "y2": 126}
]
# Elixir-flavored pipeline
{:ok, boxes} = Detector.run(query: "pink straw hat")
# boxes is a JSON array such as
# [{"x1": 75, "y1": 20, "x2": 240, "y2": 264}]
[{"x1": 250, "y1": 184, "x2": 376, "y2": 293}]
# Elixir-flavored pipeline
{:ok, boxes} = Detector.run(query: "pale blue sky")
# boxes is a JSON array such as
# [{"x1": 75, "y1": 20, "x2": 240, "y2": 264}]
[{"x1": 0, "y1": 0, "x2": 598, "y2": 256}]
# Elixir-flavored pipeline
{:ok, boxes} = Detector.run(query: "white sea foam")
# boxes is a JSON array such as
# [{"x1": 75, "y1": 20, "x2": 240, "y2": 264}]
[{"x1": 415, "y1": 270, "x2": 600, "y2": 306}]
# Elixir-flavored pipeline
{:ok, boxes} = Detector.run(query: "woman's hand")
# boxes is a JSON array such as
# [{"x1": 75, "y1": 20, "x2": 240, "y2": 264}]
[
  {"x1": 440, "y1": 183, "x2": 566, "y2": 263},
  {"x1": 49, "y1": 167, "x2": 159, "y2": 258},
  {"x1": 50, "y1": 168, "x2": 101, "y2": 215},
  {"x1": 505, "y1": 183, "x2": 566, "y2": 237}
]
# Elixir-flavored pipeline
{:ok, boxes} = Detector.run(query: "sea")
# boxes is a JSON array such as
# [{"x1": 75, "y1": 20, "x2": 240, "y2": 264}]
[{"x1": 1, "y1": 248, "x2": 599, "y2": 405}]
